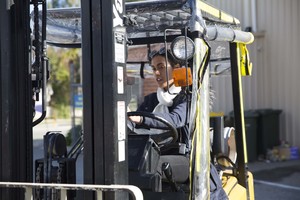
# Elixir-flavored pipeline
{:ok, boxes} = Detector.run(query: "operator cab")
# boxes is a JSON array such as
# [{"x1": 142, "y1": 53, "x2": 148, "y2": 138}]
[
  {"x1": 126, "y1": 36, "x2": 193, "y2": 198},
  {"x1": 32, "y1": 0, "x2": 255, "y2": 199}
]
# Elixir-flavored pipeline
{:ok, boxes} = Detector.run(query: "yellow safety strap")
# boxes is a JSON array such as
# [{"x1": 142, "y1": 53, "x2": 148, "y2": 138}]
[{"x1": 239, "y1": 43, "x2": 253, "y2": 76}]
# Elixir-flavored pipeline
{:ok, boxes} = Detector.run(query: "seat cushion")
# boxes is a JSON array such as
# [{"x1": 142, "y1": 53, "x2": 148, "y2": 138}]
[{"x1": 158, "y1": 155, "x2": 189, "y2": 183}]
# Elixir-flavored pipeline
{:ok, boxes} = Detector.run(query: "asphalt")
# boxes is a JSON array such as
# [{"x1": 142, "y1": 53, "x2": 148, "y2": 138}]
[
  {"x1": 248, "y1": 159, "x2": 300, "y2": 200},
  {"x1": 33, "y1": 119, "x2": 300, "y2": 200}
]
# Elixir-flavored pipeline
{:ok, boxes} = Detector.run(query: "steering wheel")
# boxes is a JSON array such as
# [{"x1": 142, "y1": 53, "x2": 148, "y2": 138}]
[{"x1": 127, "y1": 111, "x2": 178, "y2": 147}]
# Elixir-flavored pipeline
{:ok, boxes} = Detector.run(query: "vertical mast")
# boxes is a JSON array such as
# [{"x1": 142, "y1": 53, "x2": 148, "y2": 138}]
[
  {"x1": 82, "y1": 0, "x2": 128, "y2": 199},
  {"x1": 0, "y1": 0, "x2": 32, "y2": 199}
]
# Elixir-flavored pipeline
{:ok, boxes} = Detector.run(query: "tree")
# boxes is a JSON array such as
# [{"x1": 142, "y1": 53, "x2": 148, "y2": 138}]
[
  {"x1": 46, "y1": 0, "x2": 81, "y2": 118},
  {"x1": 48, "y1": 0, "x2": 80, "y2": 8},
  {"x1": 47, "y1": 47, "x2": 80, "y2": 118}
]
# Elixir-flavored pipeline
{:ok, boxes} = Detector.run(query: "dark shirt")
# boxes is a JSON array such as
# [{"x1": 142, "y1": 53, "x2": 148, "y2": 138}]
[{"x1": 137, "y1": 90, "x2": 190, "y2": 147}]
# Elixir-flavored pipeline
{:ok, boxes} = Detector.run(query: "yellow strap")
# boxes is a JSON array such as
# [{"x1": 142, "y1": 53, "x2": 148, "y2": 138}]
[{"x1": 239, "y1": 43, "x2": 253, "y2": 76}]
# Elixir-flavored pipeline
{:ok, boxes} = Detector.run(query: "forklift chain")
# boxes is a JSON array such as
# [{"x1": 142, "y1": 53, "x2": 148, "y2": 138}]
[
  {"x1": 57, "y1": 164, "x2": 63, "y2": 183},
  {"x1": 56, "y1": 163, "x2": 64, "y2": 200},
  {"x1": 35, "y1": 163, "x2": 43, "y2": 200}
]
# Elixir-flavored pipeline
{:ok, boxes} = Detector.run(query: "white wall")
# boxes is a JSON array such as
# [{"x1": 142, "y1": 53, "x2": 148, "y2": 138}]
[{"x1": 206, "y1": 0, "x2": 300, "y2": 147}]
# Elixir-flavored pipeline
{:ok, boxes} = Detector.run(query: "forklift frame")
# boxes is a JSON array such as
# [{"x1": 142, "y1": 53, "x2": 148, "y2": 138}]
[{"x1": 0, "y1": 0, "x2": 254, "y2": 200}]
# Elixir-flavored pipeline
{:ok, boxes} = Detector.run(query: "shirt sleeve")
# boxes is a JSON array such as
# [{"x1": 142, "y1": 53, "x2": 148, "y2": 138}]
[{"x1": 143, "y1": 100, "x2": 187, "y2": 129}]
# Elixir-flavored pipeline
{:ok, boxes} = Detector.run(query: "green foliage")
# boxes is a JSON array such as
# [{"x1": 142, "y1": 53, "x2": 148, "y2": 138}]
[
  {"x1": 46, "y1": 1, "x2": 81, "y2": 119},
  {"x1": 66, "y1": 124, "x2": 82, "y2": 146},
  {"x1": 52, "y1": 104, "x2": 71, "y2": 119},
  {"x1": 47, "y1": 47, "x2": 80, "y2": 118},
  {"x1": 48, "y1": 0, "x2": 80, "y2": 8},
  {"x1": 67, "y1": 0, "x2": 80, "y2": 7}
]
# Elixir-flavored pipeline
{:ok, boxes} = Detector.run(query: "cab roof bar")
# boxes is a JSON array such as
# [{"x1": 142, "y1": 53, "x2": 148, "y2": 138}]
[{"x1": 36, "y1": 0, "x2": 254, "y2": 47}]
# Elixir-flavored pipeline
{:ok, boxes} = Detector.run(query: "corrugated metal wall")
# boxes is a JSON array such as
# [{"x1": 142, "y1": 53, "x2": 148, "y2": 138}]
[{"x1": 206, "y1": 0, "x2": 300, "y2": 147}]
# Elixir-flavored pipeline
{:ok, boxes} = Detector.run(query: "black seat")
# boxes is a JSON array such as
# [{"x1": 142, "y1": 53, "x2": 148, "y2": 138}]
[{"x1": 158, "y1": 155, "x2": 189, "y2": 183}]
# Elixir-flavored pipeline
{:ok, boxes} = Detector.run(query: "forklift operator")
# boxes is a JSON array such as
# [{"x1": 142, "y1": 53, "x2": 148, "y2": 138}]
[{"x1": 128, "y1": 47, "x2": 190, "y2": 151}]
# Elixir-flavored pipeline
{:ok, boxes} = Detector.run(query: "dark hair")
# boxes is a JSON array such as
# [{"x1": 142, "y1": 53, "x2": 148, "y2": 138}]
[{"x1": 148, "y1": 47, "x2": 178, "y2": 67}]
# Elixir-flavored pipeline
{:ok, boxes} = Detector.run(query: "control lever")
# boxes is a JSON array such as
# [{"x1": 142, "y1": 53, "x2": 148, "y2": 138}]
[{"x1": 162, "y1": 162, "x2": 181, "y2": 192}]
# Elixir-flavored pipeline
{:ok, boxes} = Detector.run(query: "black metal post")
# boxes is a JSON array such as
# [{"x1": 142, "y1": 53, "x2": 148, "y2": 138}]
[
  {"x1": 70, "y1": 61, "x2": 76, "y2": 145},
  {"x1": 0, "y1": 0, "x2": 32, "y2": 200},
  {"x1": 82, "y1": 0, "x2": 128, "y2": 199},
  {"x1": 230, "y1": 42, "x2": 248, "y2": 188}
]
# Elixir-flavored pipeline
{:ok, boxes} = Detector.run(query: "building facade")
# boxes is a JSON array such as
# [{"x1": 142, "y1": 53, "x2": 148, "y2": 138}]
[{"x1": 206, "y1": 0, "x2": 300, "y2": 148}]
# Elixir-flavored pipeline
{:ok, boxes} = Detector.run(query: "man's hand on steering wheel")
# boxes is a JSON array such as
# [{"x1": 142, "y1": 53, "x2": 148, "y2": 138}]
[
  {"x1": 127, "y1": 111, "x2": 178, "y2": 147},
  {"x1": 128, "y1": 115, "x2": 143, "y2": 124}
]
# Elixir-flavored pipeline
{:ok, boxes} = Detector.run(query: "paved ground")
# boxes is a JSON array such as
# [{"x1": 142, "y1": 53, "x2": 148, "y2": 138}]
[
  {"x1": 248, "y1": 160, "x2": 300, "y2": 200},
  {"x1": 33, "y1": 119, "x2": 300, "y2": 199}
]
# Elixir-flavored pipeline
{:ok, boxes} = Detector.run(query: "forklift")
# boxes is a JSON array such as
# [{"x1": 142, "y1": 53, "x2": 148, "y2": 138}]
[{"x1": 0, "y1": 0, "x2": 254, "y2": 199}]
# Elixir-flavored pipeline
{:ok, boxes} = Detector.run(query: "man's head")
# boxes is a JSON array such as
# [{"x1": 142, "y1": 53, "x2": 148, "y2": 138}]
[{"x1": 149, "y1": 47, "x2": 180, "y2": 90}]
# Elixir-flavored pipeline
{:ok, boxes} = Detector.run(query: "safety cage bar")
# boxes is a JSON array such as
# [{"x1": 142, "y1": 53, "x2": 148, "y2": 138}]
[
  {"x1": 37, "y1": 0, "x2": 253, "y2": 47},
  {"x1": 0, "y1": 182, "x2": 143, "y2": 200}
]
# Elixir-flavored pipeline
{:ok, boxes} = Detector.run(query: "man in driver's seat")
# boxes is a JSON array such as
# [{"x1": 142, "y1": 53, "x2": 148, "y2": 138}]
[
  {"x1": 128, "y1": 47, "x2": 227, "y2": 199},
  {"x1": 128, "y1": 46, "x2": 190, "y2": 153}
]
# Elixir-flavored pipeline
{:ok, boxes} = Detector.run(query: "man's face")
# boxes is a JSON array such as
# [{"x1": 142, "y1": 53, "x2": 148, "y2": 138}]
[{"x1": 150, "y1": 55, "x2": 174, "y2": 90}]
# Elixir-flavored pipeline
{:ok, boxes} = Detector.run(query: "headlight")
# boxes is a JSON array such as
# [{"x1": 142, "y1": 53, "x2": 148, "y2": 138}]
[{"x1": 171, "y1": 36, "x2": 195, "y2": 61}]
